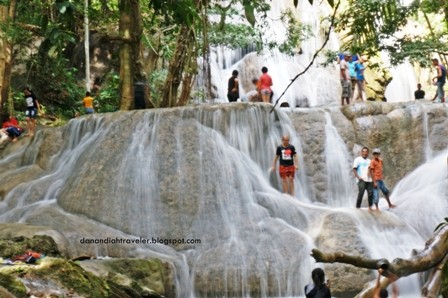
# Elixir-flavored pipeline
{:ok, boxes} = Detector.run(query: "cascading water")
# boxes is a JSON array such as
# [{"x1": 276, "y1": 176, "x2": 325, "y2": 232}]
[
  {"x1": 0, "y1": 102, "x2": 441, "y2": 297},
  {"x1": 324, "y1": 112, "x2": 354, "y2": 207},
  {"x1": 384, "y1": 61, "x2": 417, "y2": 102},
  {"x1": 206, "y1": 0, "x2": 340, "y2": 107},
  {"x1": 421, "y1": 104, "x2": 433, "y2": 161}
]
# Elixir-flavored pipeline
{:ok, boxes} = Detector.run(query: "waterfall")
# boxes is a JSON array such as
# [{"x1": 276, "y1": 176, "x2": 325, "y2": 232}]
[
  {"x1": 384, "y1": 62, "x2": 417, "y2": 102},
  {"x1": 0, "y1": 103, "x2": 444, "y2": 297},
  {"x1": 324, "y1": 112, "x2": 354, "y2": 207},
  {"x1": 391, "y1": 150, "x2": 448, "y2": 238},
  {"x1": 205, "y1": 0, "x2": 340, "y2": 107},
  {"x1": 421, "y1": 104, "x2": 433, "y2": 161}
]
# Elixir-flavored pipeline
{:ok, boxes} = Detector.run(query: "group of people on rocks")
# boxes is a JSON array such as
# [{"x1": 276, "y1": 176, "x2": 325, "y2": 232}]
[
  {"x1": 227, "y1": 66, "x2": 274, "y2": 104},
  {"x1": 0, "y1": 87, "x2": 40, "y2": 146},
  {"x1": 353, "y1": 147, "x2": 396, "y2": 211},
  {"x1": 0, "y1": 87, "x2": 96, "y2": 147},
  {"x1": 413, "y1": 58, "x2": 446, "y2": 102},
  {"x1": 339, "y1": 52, "x2": 367, "y2": 105},
  {"x1": 271, "y1": 135, "x2": 396, "y2": 211},
  {"x1": 340, "y1": 54, "x2": 447, "y2": 105}
]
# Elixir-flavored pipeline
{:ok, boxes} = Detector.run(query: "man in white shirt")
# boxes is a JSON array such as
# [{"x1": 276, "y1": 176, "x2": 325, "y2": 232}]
[{"x1": 353, "y1": 147, "x2": 374, "y2": 210}]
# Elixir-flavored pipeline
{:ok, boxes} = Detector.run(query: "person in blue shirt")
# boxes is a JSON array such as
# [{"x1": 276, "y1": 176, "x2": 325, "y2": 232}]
[
  {"x1": 347, "y1": 55, "x2": 357, "y2": 101},
  {"x1": 354, "y1": 57, "x2": 366, "y2": 101}
]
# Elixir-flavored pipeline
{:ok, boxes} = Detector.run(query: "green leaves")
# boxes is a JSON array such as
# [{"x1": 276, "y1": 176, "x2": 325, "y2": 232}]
[
  {"x1": 336, "y1": 0, "x2": 418, "y2": 64},
  {"x1": 243, "y1": 0, "x2": 256, "y2": 27},
  {"x1": 149, "y1": 0, "x2": 199, "y2": 27}
]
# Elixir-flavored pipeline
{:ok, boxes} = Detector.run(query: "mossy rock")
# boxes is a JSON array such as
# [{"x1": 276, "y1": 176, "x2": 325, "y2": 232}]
[
  {"x1": 83, "y1": 258, "x2": 171, "y2": 297},
  {"x1": 78, "y1": 258, "x2": 172, "y2": 297},
  {"x1": 0, "y1": 272, "x2": 27, "y2": 298},
  {"x1": 0, "y1": 235, "x2": 60, "y2": 259},
  {"x1": 28, "y1": 257, "x2": 110, "y2": 297}
]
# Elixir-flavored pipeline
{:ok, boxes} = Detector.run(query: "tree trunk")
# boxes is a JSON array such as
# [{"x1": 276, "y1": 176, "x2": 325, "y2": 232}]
[
  {"x1": 311, "y1": 225, "x2": 448, "y2": 297},
  {"x1": 0, "y1": 0, "x2": 17, "y2": 114},
  {"x1": 118, "y1": 0, "x2": 145, "y2": 110},
  {"x1": 159, "y1": 25, "x2": 195, "y2": 108}
]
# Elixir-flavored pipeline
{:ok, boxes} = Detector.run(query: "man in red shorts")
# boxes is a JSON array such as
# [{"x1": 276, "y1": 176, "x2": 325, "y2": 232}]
[{"x1": 271, "y1": 135, "x2": 299, "y2": 196}]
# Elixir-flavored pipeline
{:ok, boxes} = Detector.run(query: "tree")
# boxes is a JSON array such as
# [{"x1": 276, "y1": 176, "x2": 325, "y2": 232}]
[
  {"x1": 118, "y1": 0, "x2": 148, "y2": 110},
  {"x1": 334, "y1": 0, "x2": 448, "y2": 67},
  {"x1": 147, "y1": 0, "x2": 314, "y2": 108},
  {"x1": 311, "y1": 224, "x2": 448, "y2": 297},
  {"x1": 0, "y1": 0, "x2": 17, "y2": 114}
]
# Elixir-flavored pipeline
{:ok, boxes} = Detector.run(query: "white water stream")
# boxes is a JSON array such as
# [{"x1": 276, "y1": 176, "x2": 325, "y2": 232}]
[{"x1": 0, "y1": 103, "x2": 442, "y2": 297}]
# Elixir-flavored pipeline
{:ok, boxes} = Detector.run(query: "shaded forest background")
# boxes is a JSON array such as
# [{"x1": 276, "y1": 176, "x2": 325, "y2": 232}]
[{"x1": 0, "y1": 0, "x2": 447, "y2": 123}]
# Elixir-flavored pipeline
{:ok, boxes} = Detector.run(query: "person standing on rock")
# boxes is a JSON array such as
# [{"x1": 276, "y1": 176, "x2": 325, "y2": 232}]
[
  {"x1": 227, "y1": 70, "x2": 239, "y2": 102},
  {"x1": 431, "y1": 58, "x2": 446, "y2": 103},
  {"x1": 258, "y1": 66, "x2": 273, "y2": 103},
  {"x1": 370, "y1": 148, "x2": 396, "y2": 210},
  {"x1": 353, "y1": 147, "x2": 374, "y2": 210},
  {"x1": 354, "y1": 56, "x2": 366, "y2": 101},
  {"x1": 340, "y1": 53, "x2": 352, "y2": 105},
  {"x1": 23, "y1": 87, "x2": 41, "y2": 137},
  {"x1": 82, "y1": 91, "x2": 95, "y2": 114},
  {"x1": 271, "y1": 135, "x2": 299, "y2": 196},
  {"x1": 304, "y1": 268, "x2": 331, "y2": 298}
]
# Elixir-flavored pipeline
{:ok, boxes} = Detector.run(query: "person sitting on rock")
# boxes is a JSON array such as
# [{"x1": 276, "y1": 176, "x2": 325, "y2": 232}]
[
  {"x1": 0, "y1": 126, "x2": 23, "y2": 146},
  {"x1": 2, "y1": 113, "x2": 19, "y2": 128}
]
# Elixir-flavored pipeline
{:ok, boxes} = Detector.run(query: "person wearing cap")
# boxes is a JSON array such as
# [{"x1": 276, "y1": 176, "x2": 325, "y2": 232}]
[
  {"x1": 353, "y1": 147, "x2": 374, "y2": 210},
  {"x1": 370, "y1": 148, "x2": 396, "y2": 210},
  {"x1": 340, "y1": 52, "x2": 352, "y2": 105}
]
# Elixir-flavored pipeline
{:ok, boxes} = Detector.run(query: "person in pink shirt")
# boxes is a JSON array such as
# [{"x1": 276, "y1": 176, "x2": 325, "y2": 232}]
[{"x1": 258, "y1": 66, "x2": 273, "y2": 103}]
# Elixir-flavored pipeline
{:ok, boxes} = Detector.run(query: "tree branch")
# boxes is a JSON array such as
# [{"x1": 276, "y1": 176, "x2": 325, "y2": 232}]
[
  {"x1": 310, "y1": 225, "x2": 448, "y2": 297},
  {"x1": 270, "y1": 0, "x2": 341, "y2": 112}
]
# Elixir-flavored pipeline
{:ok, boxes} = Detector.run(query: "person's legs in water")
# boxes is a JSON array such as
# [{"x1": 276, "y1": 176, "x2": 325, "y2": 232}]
[
  {"x1": 373, "y1": 184, "x2": 380, "y2": 210},
  {"x1": 378, "y1": 180, "x2": 396, "y2": 208},
  {"x1": 356, "y1": 180, "x2": 367, "y2": 208},
  {"x1": 366, "y1": 182, "x2": 374, "y2": 211},
  {"x1": 287, "y1": 175, "x2": 294, "y2": 196}
]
